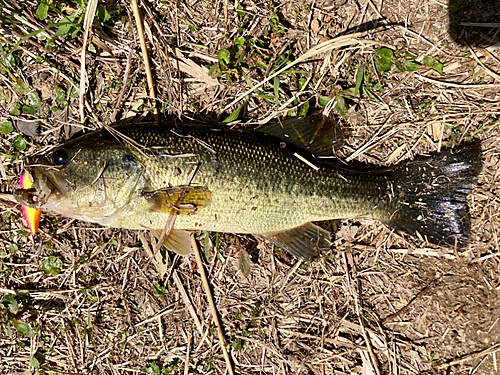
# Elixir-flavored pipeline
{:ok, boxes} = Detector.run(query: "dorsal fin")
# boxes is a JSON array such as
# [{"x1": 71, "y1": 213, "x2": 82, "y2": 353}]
[{"x1": 256, "y1": 114, "x2": 344, "y2": 157}]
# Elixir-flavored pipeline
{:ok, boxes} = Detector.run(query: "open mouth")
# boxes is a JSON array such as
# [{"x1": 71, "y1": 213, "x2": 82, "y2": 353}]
[
  {"x1": 14, "y1": 164, "x2": 67, "y2": 209},
  {"x1": 33, "y1": 165, "x2": 69, "y2": 197}
]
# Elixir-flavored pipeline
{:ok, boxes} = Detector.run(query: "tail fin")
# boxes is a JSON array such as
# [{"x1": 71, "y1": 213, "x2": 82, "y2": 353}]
[{"x1": 386, "y1": 143, "x2": 482, "y2": 248}]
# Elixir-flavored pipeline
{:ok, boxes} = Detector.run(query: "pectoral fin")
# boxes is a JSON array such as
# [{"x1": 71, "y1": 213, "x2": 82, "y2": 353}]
[
  {"x1": 153, "y1": 229, "x2": 192, "y2": 256},
  {"x1": 145, "y1": 186, "x2": 211, "y2": 215},
  {"x1": 260, "y1": 222, "x2": 332, "y2": 259}
]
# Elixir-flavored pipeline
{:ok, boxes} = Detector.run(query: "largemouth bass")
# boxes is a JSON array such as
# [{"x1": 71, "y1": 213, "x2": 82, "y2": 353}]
[{"x1": 15, "y1": 115, "x2": 482, "y2": 258}]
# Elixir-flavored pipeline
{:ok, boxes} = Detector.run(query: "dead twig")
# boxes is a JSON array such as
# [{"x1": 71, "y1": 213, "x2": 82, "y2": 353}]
[
  {"x1": 79, "y1": 0, "x2": 98, "y2": 123},
  {"x1": 342, "y1": 252, "x2": 381, "y2": 375},
  {"x1": 382, "y1": 283, "x2": 432, "y2": 324},
  {"x1": 110, "y1": 48, "x2": 134, "y2": 123},
  {"x1": 131, "y1": 0, "x2": 159, "y2": 123},
  {"x1": 415, "y1": 73, "x2": 499, "y2": 88},
  {"x1": 172, "y1": 269, "x2": 204, "y2": 335},
  {"x1": 190, "y1": 234, "x2": 235, "y2": 375},
  {"x1": 437, "y1": 343, "x2": 500, "y2": 370}
]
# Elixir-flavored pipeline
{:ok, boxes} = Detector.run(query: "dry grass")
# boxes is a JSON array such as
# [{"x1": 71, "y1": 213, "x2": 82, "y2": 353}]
[{"x1": 0, "y1": 0, "x2": 499, "y2": 374}]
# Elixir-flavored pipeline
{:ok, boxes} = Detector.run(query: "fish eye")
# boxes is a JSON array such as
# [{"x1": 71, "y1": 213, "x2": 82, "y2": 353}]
[{"x1": 51, "y1": 149, "x2": 68, "y2": 166}]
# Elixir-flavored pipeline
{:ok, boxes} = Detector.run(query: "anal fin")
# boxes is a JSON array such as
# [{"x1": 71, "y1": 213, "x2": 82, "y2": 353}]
[{"x1": 260, "y1": 222, "x2": 332, "y2": 259}]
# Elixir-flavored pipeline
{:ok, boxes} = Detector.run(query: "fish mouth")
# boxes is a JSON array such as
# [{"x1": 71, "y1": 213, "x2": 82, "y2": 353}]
[{"x1": 14, "y1": 161, "x2": 68, "y2": 209}]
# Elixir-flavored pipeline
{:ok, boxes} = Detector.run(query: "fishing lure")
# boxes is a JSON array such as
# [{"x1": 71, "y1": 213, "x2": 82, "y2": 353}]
[{"x1": 19, "y1": 169, "x2": 41, "y2": 235}]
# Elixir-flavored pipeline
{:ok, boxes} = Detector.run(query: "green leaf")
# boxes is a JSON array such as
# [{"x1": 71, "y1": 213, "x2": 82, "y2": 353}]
[
  {"x1": 236, "y1": 3, "x2": 245, "y2": 16},
  {"x1": 433, "y1": 63, "x2": 444, "y2": 75},
  {"x1": 23, "y1": 91, "x2": 42, "y2": 115},
  {"x1": 153, "y1": 285, "x2": 166, "y2": 296},
  {"x1": 396, "y1": 59, "x2": 420, "y2": 72},
  {"x1": 88, "y1": 311, "x2": 94, "y2": 329},
  {"x1": 42, "y1": 256, "x2": 63, "y2": 276},
  {"x1": 374, "y1": 48, "x2": 394, "y2": 73},
  {"x1": 13, "y1": 79, "x2": 29, "y2": 95},
  {"x1": 354, "y1": 62, "x2": 365, "y2": 96},
  {"x1": 36, "y1": 2, "x2": 49, "y2": 21},
  {"x1": 335, "y1": 96, "x2": 348, "y2": 118},
  {"x1": 1, "y1": 294, "x2": 18, "y2": 314},
  {"x1": 298, "y1": 99, "x2": 310, "y2": 116},
  {"x1": 71, "y1": 27, "x2": 82, "y2": 39},
  {"x1": 362, "y1": 86, "x2": 379, "y2": 102},
  {"x1": 424, "y1": 56, "x2": 444, "y2": 76},
  {"x1": 218, "y1": 49, "x2": 230, "y2": 65},
  {"x1": 149, "y1": 362, "x2": 160, "y2": 374},
  {"x1": 318, "y1": 96, "x2": 332, "y2": 107},
  {"x1": 214, "y1": 232, "x2": 220, "y2": 253},
  {"x1": 297, "y1": 77, "x2": 307, "y2": 90},
  {"x1": 97, "y1": 5, "x2": 111, "y2": 22},
  {"x1": 69, "y1": 87, "x2": 79, "y2": 99},
  {"x1": 0, "y1": 91, "x2": 10, "y2": 104},
  {"x1": 13, "y1": 135, "x2": 27, "y2": 150},
  {"x1": 54, "y1": 86, "x2": 68, "y2": 107},
  {"x1": 23, "y1": 91, "x2": 41, "y2": 114},
  {"x1": 18, "y1": 229, "x2": 30, "y2": 237},
  {"x1": 56, "y1": 23, "x2": 71, "y2": 37},
  {"x1": 28, "y1": 91, "x2": 41, "y2": 107},
  {"x1": 234, "y1": 37, "x2": 245, "y2": 46},
  {"x1": 273, "y1": 75, "x2": 280, "y2": 105},
  {"x1": 404, "y1": 60, "x2": 420, "y2": 71},
  {"x1": 45, "y1": 38, "x2": 59, "y2": 52},
  {"x1": 22, "y1": 105, "x2": 37, "y2": 115},
  {"x1": 1, "y1": 152, "x2": 15, "y2": 159},
  {"x1": 424, "y1": 56, "x2": 436, "y2": 66},
  {"x1": 243, "y1": 74, "x2": 256, "y2": 88},
  {"x1": 13, "y1": 319, "x2": 35, "y2": 337},
  {"x1": 10, "y1": 102, "x2": 21, "y2": 116},
  {"x1": 8, "y1": 244, "x2": 18, "y2": 254},
  {"x1": 0, "y1": 53, "x2": 19, "y2": 69},
  {"x1": 405, "y1": 52, "x2": 418, "y2": 60},
  {"x1": 29, "y1": 356, "x2": 40, "y2": 368},
  {"x1": 0, "y1": 120, "x2": 14, "y2": 135},
  {"x1": 222, "y1": 105, "x2": 243, "y2": 123}
]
